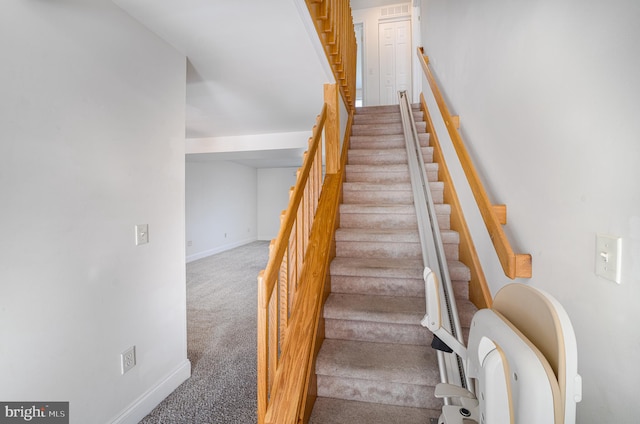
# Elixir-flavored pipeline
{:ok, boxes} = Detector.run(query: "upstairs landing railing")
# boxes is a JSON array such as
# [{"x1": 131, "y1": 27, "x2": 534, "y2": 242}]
[
  {"x1": 257, "y1": 83, "x2": 352, "y2": 424},
  {"x1": 305, "y1": 0, "x2": 357, "y2": 110},
  {"x1": 417, "y1": 48, "x2": 532, "y2": 300}
]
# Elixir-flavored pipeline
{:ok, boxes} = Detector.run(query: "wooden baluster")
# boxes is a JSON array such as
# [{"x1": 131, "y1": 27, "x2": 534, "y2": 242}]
[
  {"x1": 296, "y1": 167, "x2": 305, "y2": 289},
  {"x1": 267, "y1": 241, "x2": 278, "y2": 393},
  {"x1": 257, "y1": 271, "x2": 268, "y2": 424},
  {"x1": 268, "y1": 292, "x2": 277, "y2": 388},
  {"x1": 279, "y1": 212, "x2": 289, "y2": 347},
  {"x1": 303, "y1": 171, "x2": 310, "y2": 267},
  {"x1": 315, "y1": 141, "x2": 322, "y2": 210},
  {"x1": 288, "y1": 227, "x2": 296, "y2": 315},
  {"x1": 287, "y1": 187, "x2": 297, "y2": 315}
]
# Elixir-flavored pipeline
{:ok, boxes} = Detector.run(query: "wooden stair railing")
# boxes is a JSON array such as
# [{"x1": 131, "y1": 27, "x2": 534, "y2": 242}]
[
  {"x1": 305, "y1": 0, "x2": 357, "y2": 110},
  {"x1": 257, "y1": 83, "x2": 353, "y2": 424},
  {"x1": 417, "y1": 47, "x2": 532, "y2": 281}
]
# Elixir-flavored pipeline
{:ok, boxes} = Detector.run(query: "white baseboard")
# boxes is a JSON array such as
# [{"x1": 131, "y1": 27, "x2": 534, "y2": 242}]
[
  {"x1": 110, "y1": 360, "x2": 191, "y2": 424},
  {"x1": 186, "y1": 237, "x2": 257, "y2": 263}
]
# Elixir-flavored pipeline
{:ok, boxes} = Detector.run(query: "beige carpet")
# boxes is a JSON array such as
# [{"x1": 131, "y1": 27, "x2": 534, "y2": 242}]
[{"x1": 140, "y1": 241, "x2": 269, "y2": 424}]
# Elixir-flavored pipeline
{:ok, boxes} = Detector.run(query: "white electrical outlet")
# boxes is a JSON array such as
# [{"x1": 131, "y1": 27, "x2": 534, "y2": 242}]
[
  {"x1": 135, "y1": 224, "x2": 149, "y2": 246},
  {"x1": 595, "y1": 234, "x2": 622, "y2": 284},
  {"x1": 121, "y1": 346, "x2": 136, "y2": 374}
]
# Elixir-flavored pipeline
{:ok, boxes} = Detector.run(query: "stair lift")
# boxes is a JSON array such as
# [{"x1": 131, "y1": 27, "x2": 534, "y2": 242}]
[{"x1": 422, "y1": 269, "x2": 583, "y2": 424}]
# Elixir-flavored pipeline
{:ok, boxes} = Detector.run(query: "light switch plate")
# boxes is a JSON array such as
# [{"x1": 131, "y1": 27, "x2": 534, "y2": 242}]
[
  {"x1": 595, "y1": 234, "x2": 621, "y2": 284},
  {"x1": 135, "y1": 224, "x2": 149, "y2": 246}
]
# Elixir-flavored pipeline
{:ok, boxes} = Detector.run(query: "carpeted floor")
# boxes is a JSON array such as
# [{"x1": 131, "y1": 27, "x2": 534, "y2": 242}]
[{"x1": 140, "y1": 241, "x2": 270, "y2": 424}]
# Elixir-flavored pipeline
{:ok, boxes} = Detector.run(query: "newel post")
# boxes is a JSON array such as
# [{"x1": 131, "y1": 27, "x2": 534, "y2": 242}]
[{"x1": 324, "y1": 83, "x2": 340, "y2": 174}]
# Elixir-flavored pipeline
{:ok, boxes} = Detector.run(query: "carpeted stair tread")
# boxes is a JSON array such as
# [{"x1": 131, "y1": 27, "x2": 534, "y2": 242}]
[
  {"x1": 340, "y1": 203, "x2": 450, "y2": 216},
  {"x1": 316, "y1": 374, "x2": 442, "y2": 409},
  {"x1": 351, "y1": 124, "x2": 404, "y2": 136},
  {"x1": 335, "y1": 228, "x2": 458, "y2": 243},
  {"x1": 346, "y1": 163, "x2": 436, "y2": 172},
  {"x1": 355, "y1": 105, "x2": 401, "y2": 114},
  {"x1": 343, "y1": 181, "x2": 444, "y2": 205},
  {"x1": 351, "y1": 121, "x2": 427, "y2": 134},
  {"x1": 350, "y1": 133, "x2": 429, "y2": 150},
  {"x1": 343, "y1": 181, "x2": 442, "y2": 192},
  {"x1": 336, "y1": 228, "x2": 419, "y2": 243},
  {"x1": 323, "y1": 293, "x2": 429, "y2": 345},
  {"x1": 329, "y1": 257, "x2": 468, "y2": 278},
  {"x1": 324, "y1": 293, "x2": 424, "y2": 325},
  {"x1": 330, "y1": 275, "x2": 424, "y2": 298},
  {"x1": 309, "y1": 398, "x2": 441, "y2": 424},
  {"x1": 346, "y1": 163, "x2": 439, "y2": 183},
  {"x1": 316, "y1": 339, "x2": 440, "y2": 386},
  {"x1": 330, "y1": 257, "x2": 423, "y2": 278},
  {"x1": 353, "y1": 113, "x2": 401, "y2": 124},
  {"x1": 346, "y1": 162, "x2": 436, "y2": 171},
  {"x1": 336, "y1": 241, "x2": 422, "y2": 260},
  {"x1": 347, "y1": 147, "x2": 434, "y2": 165}
]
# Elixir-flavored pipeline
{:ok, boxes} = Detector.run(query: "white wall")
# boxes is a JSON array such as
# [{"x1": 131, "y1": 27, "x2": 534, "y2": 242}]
[
  {"x1": 0, "y1": 1, "x2": 189, "y2": 423},
  {"x1": 421, "y1": 0, "x2": 640, "y2": 422},
  {"x1": 185, "y1": 161, "x2": 258, "y2": 262},
  {"x1": 257, "y1": 168, "x2": 299, "y2": 240}
]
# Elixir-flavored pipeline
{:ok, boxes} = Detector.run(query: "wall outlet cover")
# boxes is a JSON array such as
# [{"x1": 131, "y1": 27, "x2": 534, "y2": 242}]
[{"x1": 121, "y1": 346, "x2": 136, "y2": 374}]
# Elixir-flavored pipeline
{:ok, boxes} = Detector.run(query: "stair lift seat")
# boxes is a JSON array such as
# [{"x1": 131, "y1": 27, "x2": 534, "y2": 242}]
[{"x1": 426, "y1": 279, "x2": 582, "y2": 424}]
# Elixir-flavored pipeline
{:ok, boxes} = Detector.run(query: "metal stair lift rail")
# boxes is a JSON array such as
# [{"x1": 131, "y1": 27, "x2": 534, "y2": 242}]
[{"x1": 398, "y1": 91, "x2": 470, "y2": 396}]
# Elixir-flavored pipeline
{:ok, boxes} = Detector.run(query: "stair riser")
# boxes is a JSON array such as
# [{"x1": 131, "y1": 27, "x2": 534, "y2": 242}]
[
  {"x1": 352, "y1": 125, "x2": 402, "y2": 136},
  {"x1": 347, "y1": 149, "x2": 434, "y2": 165},
  {"x1": 343, "y1": 189, "x2": 414, "y2": 205},
  {"x1": 349, "y1": 135, "x2": 429, "y2": 150},
  {"x1": 355, "y1": 105, "x2": 402, "y2": 114},
  {"x1": 352, "y1": 112, "x2": 422, "y2": 124},
  {"x1": 330, "y1": 276, "x2": 424, "y2": 298},
  {"x1": 329, "y1": 275, "x2": 470, "y2": 301},
  {"x1": 353, "y1": 114, "x2": 401, "y2": 125},
  {"x1": 457, "y1": 299, "x2": 477, "y2": 329},
  {"x1": 336, "y1": 242, "x2": 421, "y2": 260},
  {"x1": 325, "y1": 320, "x2": 429, "y2": 346},
  {"x1": 343, "y1": 185, "x2": 444, "y2": 205},
  {"x1": 339, "y1": 213, "x2": 450, "y2": 231},
  {"x1": 351, "y1": 122, "x2": 427, "y2": 136},
  {"x1": 346, "y1": 169, "x2": 438, "y2": 184},
  {"x1": 310, "y1": 398, "x2": 443, "y2": 424},
  {"x1": 316, "y1": 375, "x2": 441, "y2": 409},
  {"x1": 336, "y1": 241, "x2": 458, "y2": 260},
  {"x1": 452, "y1": 280, "x2": 469, "y2": 300}
]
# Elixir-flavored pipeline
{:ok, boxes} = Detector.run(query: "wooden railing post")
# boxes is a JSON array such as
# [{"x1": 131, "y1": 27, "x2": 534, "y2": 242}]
[{"x1": 324, "y1": 83, "x2": 340, "y2": 174}]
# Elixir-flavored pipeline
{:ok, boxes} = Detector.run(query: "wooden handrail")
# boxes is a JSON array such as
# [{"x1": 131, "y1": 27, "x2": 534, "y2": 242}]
[
  {"x1": 305, "y1": 0, "x2": 357, "y2": 110},
  {"x1": 257, "y1": 83, "x2": 349, "y2": 424},
  {"x1": 418, "y1": 93, "x2": 492, "y2": 309},
  {"x1": 418, "y1": 47, "x2": 532, "y2": 279}
]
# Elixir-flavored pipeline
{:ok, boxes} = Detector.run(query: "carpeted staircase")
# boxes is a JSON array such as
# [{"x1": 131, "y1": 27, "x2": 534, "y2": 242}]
[{"x1": 309, "y1": 104, "x2": 478, "y2": 423}]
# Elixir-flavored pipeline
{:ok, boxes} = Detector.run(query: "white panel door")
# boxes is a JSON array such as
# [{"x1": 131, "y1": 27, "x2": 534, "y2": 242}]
[{"x1": 378, "y1": 19, "x2": 412, "y2": 105}]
